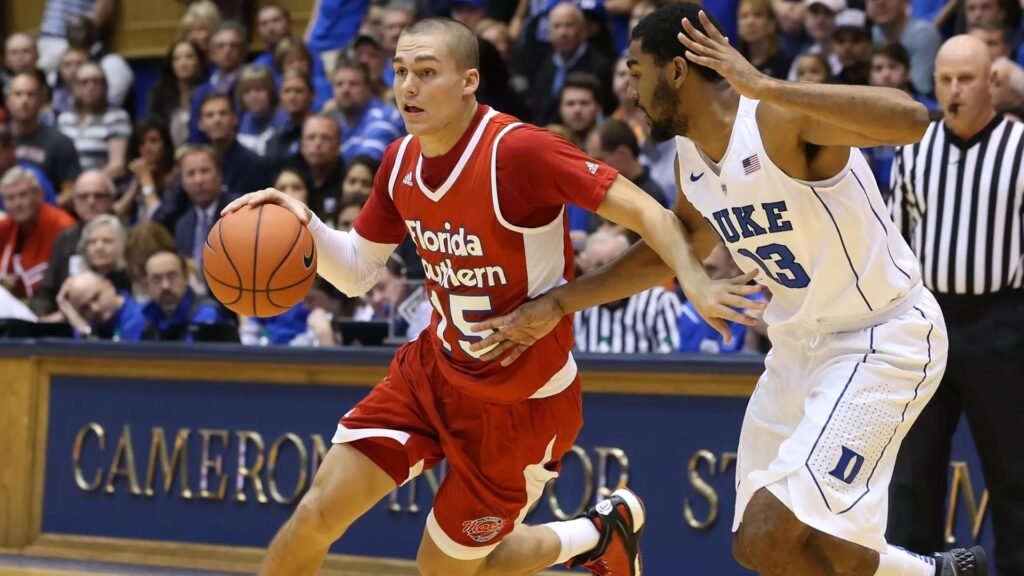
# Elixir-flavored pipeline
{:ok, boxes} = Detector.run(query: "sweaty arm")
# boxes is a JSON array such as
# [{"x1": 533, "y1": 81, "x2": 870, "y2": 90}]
[
  {"x1": 546, "y1": 166, "x2": 720, "y2": 315},
  {"x1": 758, "y1": 82, "x2": 930, "y2": 148},
  {"x1": 307, "y1": 214, "x2": 397, "y2": 297}
]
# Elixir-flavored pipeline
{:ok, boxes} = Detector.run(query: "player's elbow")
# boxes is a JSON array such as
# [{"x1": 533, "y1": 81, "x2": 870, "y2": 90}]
[{"x1": 890, "y1": 100, "x2": 930, "y2": 145}]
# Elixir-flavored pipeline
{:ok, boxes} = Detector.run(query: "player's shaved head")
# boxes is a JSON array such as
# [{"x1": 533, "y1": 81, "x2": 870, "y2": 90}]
[
  {"x1": 936, "y1": 34, "x2": 992, "y2": 72},
  {"x1": 400, "y1": 17, "x2": 479, "y2": 71}
]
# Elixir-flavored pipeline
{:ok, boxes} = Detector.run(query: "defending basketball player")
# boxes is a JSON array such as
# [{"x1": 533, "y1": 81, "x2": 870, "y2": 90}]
[
  {"x1": 469, "y1": 4, "x2": 989, "y2": 576},
  {"x1": 223, "y1": 17, "x2": 761, "y2": 576}
]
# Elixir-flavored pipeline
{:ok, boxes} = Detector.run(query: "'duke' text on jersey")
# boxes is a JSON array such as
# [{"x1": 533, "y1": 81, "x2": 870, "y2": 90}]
[{"x1": 705, "y1": 200, "x2": 794, "y2": 244}]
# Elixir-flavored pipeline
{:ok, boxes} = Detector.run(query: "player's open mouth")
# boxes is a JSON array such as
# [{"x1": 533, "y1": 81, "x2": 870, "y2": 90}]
[{"x1": 404, "y1": 104, "x2": 424, "y2": 114}]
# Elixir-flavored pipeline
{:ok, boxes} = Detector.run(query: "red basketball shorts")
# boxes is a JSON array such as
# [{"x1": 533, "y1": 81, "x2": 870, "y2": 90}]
[{"x1": 333, "y1": 336, "x2": 583, "y2": 560}]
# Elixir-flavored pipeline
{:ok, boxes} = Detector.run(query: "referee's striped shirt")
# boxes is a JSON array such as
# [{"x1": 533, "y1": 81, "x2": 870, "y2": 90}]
[
  {"x1": 574, "y1": 287, "x2": 683, "y2": 354},
  {"x1": 890, "y1": 115, "x2": 1024, "y2": 294}
]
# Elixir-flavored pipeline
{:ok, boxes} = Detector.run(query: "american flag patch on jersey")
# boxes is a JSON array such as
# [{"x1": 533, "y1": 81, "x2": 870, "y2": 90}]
[{"x1": 742, "y1": 154, "x2": 761, "y2": 175}]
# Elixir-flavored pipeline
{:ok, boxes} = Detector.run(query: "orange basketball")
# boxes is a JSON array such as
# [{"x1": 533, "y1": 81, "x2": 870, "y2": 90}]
[{"x1": 202, "y1": 203, "x2": 317, "y2": 318}]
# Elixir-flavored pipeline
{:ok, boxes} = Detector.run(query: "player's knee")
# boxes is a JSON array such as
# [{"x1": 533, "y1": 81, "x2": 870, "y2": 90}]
[
  {"x1": 735, "y1": 489, "x2": 810, "y2": 566},
  {"x1": 289, "y1": 489, "x2": 353, "y2": 543}
]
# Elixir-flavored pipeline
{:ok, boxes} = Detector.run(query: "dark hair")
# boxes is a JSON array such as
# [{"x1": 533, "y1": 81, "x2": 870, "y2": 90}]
[
  {"x1": 402, "y1": 17, "x2": 480, "y2": 70},
  {"x1": 871, "y1": 42, "x2": 910, "y2": 68},
  {"x1": 273, "y1": 37, "x2": 314, "y2": 73},
  {"x1": 596, "y1": 119, "x2": 639, "y2": 157},
  {"x1": 213, "y1": 20, "x2": 248, "y2": 41},
  {"x1": 199, "y1": 90, "x2": 235, "y2": 114},
  {"x1": 127, "y1": 117, "x2": 176, "y2": 181},
  {"x1": 968, "y1": 20, "x2": 1011, "y2": 43},
  {"x1": 559, "y1": 71, "x2": 603, "y2": 107},
  {"x1": 148, "y1": 40, "x2": 209, "y2": 120},
  {"x1": 632, "y1": 3, "x2": 725, "y2": 83},
  {"x1": 332, "y1": 56, "x2": 372, "y2": 84},
  {"x1": 344, "y1": 155, "x2": 381, "y2": 179},
  {"x1": 144, "y1": 248, "x2": 189, "y2": 276}
]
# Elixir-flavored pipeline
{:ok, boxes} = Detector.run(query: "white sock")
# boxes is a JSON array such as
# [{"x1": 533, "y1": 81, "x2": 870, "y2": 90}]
[
  {"x1": 545, "y1": 518, "x2": 601, "y2": 565},
  {"x1": 874, "y1": 545, "x2": 937, "y2": 576}
]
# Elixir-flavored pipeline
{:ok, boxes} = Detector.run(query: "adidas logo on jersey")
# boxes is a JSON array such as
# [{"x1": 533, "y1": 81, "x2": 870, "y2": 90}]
[
  {"x1": 402, "y1": 171, "x2": 413, "y2": 186},
  {"x1": 585, "y1": 161, "x2": 599, "y2": 175}
]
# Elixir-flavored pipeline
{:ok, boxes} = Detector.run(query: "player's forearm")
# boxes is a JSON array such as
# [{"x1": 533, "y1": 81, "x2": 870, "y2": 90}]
[
  {"x1": 636, "y1": 207, "x2": 713, "y2": 299},
  {"x1": 756, "y1": 80, "x2": 929, "y2": 145},
  {"x1": 307, "y1": 215, "x2": 396, "y2": 297},
  {"x1": 549, "y1": 240, "x2": 675, "y2": 315}
]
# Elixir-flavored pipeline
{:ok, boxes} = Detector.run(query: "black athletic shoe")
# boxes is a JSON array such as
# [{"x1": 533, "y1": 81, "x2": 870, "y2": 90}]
[
  {"x1": 565, "y1": 488, "x2": 646, "y2": 575},
  {"x1": 936, "y1": 546, "x2": 988, "y2": 576}
]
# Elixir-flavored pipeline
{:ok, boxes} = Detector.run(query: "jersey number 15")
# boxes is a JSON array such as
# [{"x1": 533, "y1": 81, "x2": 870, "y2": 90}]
[{"x1": 428, "y1": 290, "x2": 497, "y2": 358}]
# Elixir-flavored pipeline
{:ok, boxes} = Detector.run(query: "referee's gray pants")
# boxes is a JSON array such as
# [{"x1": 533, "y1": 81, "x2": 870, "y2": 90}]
[{"x1": 888, "y1": 290, "x2": 1024, "y2": 574}]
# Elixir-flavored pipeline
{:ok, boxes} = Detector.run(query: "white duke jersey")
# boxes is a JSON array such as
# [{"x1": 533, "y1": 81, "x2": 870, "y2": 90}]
[{"x1": 676, "y1": 97, "x2": 921, "y2": 330}]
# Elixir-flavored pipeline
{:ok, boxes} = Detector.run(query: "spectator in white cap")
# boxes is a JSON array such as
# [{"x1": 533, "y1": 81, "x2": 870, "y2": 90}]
[
  {"x1": 868, "y1": 0, "x2": 943, "y2": 95},
  {"x1": 787, "y1": 0, "x2": 844, "y2": 81},
  {"x1": 832, "y1": 8, "x2": 873, "y2": 84}
]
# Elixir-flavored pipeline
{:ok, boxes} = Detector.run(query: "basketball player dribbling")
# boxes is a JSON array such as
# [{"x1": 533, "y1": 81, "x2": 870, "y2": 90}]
[
  {"x1": 223, "y1": 17, "x2": 763, "y2": 576},
  {"x1": 470, "y1": 4, "x2": 989, "y2": 576}
]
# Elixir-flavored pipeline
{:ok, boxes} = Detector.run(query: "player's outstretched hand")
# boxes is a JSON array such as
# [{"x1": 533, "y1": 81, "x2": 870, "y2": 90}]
[
  {"x1": 468, "y1": 294, "x2": 566, "y2": 367},
  {"x1": 221, "y1": 188, "x2": 313, "y2": 226},
  {"x1": 685, "y1": 269, "x2": 765, "y2": 344},
  {"x1": 678, "y1": 11, "x2": 770, "y2": 100}
]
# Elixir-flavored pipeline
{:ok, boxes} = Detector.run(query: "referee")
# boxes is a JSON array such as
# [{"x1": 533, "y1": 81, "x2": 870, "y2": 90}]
[{"x1": 887, "y1": 36, "x2": 1024, "y2": 573}]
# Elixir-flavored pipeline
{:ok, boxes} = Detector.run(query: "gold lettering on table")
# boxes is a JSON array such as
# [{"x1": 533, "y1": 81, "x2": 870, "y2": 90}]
[
  {"x1": 144, "y1": 427, "x2": 192, "y2": 499},
  {"x1": 685, "y1": 450, "x2": 719, "y2": 530},
  {"x1": 267, "y1": 433, "x2": 309, "y2": 505},
  {"x1": 546, "y1": 446, "x2": 595, "y2": 521},
  {"x1": 234, "y1": 431, "x2": 268, "y2": 504},
  {"x1": 721, "y1": 452, "x2": 737, "y2": 476},
  {"x1": 198, "y1": 429, "x2": 230, "y2": 500},
  {"x1": 104, "y1": 424, "x2": 142, "y2": 495},
  {"x1": 945, "y1": 461, "x2": 989, "y2": 546},
  {"x1": 310, "y1": 434, "x2": 328, "y2": 476},
  {"x1": 72, "y1": 423, "x2": 106, "y2": 491},
  {"x1": 593, "y1": 447, "x2": 630, "y2": 501}
]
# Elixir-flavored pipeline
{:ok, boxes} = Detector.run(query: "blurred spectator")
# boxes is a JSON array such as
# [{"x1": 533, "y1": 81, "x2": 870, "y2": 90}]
[
  {"x1": 274, "y1": 167, "x2": 310, "y2": 205},
  {"x1": 7, "y1": 73, "x2": 82, "y2": 206},
  {"x1": 178, "y1": 0, "x2": 222, "y2": 56},
  {"x1": 57, "y1": 62, "x2": 131, "y2": 181},
  {"x1": 609, "y1": 56, "x2": 646, "y2": 143},
  {"x1": 76, "y1": 213, "x2": 130, "y2": 290},
  {"x1": 49, "y1": 47, "x2": 89, "y2": 119},
  {"x1": 235, "y1": 65, "x2": 288, "y2": 156},
  {"x1": 869, "y1": 0, "x2": 943, "y2": 95},
  {"x1": 351, "y1": 33, "x2": 390, "y2": 98},
  {"x1": 175, "y1": 0, "x2": 251, "y2": 24},
  {"x1": 124, "y1": 221, "x2": 176, "y2": 299},
  {"x1": 963, "y1": 0, "x2": 1007, "y2": 30},
  {"x1": 574, "y1": 229, "x2": 682, "y2": 353},
  {"x1": 300, "y1": 278, "x2": 352, "y2": 347},
  {"x1": 36, "y1": 0, "x2": 115, "y2": 73},
  {"x1": 64, "y1": 15, "x2": 134, "y2": 109},
  {"x1": 197, "y1": 92, "x2": 273, "y2": 195},
  {"x1": 140, "y1": 249, "x2": 231, "y2": 341},
  {"x1": 187, "y1": 21, "x2": 248, "y2": 143},
  {"x1": 475, "y1": 38, "x2": 529, "y2": 119},
  {"x1": 678, "y1": 245, "x2": 765, "y2": 354},
  {"x1": 2, "y1": 33, "x2": 39, "y2": 88},
  {"x1": 795, "y1": 52, "x2": 832, "y2": 82},
  {"x1": 558, "y1": 72, "x2": 603, "y2": 143},
  {"x1": 273, "y1": 37, "x2": 315, "y2": 77},
  {"x1": 291, "y1": 114, "x2": 343, "y2": 219},
  {"x1": 586, "y1": 119, "x2": 666, "y2": 206},
  {"x1": 888, "y1": 35, "x2": 1024, "y2": 573},
  {"x1": 253, "y1": 4, "x2": 293, "y2": 72},
  {"x1": 990, "y1": 56, "x2": 1024, "y2": 119},
  {"x1": 0, "y1": 167, "x2": 75, "y2": 299},
  {"x1": 738, "y1": 0, "x2": 793, "y2": 80},
  {"x1": 772, "y1": 0, "x2": 812, "y2": 57},
  {"x1": 968, "y1": 21, "x2": 1013, "y2": 60},
  {"x1": 334, "y1": 197, "x2": 365, "y2": 232},
  {"x1": 305, "y1": 0, "x2": 371, "y2": 83},
  {"x1": 148, "y1": 40, "x2": 208, "y2": 148},
  {"x1": 328, "y1": 58, "x2": 403, "y2": 162},
  {"x1": 266, "y1": 70, "x2": 315, "y2": 166},
  {"x1": 0, "y1": 123, "x2": 58, "y2": 210},
  {"x1": 476, "y1": 18, "x2": 513, "y2": 60},
  {"x1": 788, "y1": 0, "x2": 843, "y2": 81},
  {"x1": 116, "y1": 118, "x2": 177, "y2": 222},
  {"x1": 831, "y1": 9, "x2": 873, "y2": 85},
  {"x1": 355, "y1": 252, "x2": 428, "y2": 340},
  {"x1": 340, "y1": 155, "x2": 377, "y2": 205},
  {"x1": 451, "y1": 0, "x2": 487, "y2": 29},
  {"x1": 57, "y1": 270, "x2": 146, "y2": 340},
  {"x1": 173, "y1": 146, "x2": 238, "y2": 269},
  {"x1": 31, "y1": 170, "x2": 115, "y2": 318},
  {"x1": 528, "y1": 2, "x2": 614, "y2": 125}
]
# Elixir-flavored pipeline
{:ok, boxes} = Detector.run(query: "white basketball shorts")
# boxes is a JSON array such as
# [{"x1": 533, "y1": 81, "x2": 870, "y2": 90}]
[{"x1": 732, "y1": 288, "x2": 948, "y2": 552}]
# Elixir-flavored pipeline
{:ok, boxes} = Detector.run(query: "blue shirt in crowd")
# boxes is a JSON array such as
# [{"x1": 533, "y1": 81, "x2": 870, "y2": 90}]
[{"x1": 338, "y1": 99, "x2": 405, "y2": 162}]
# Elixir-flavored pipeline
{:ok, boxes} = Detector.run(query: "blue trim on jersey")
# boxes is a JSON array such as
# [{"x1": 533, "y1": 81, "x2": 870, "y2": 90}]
[
  {"x1": 851, "y1": 169, "x2": 913, "y2": 282},
  {"x1": 810, "y1": 186, "x2": 874, "y2": 311},
  {"x1": 837, "y1": 306, "x2": 935, "y2": 515},
  {"x1": 804, "y1": 326, "x2": 874, "y2": 513}
]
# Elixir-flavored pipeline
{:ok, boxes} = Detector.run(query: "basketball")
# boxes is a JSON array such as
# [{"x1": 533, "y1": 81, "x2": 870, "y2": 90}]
[{"x1": 202, "y1": 203, "x2": 317, "y2": 318}]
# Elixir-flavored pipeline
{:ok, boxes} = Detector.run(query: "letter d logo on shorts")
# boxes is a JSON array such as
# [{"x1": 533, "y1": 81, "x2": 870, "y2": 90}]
[{"x1": 462, "y1": 516, "x2": 505, "y2": 543}]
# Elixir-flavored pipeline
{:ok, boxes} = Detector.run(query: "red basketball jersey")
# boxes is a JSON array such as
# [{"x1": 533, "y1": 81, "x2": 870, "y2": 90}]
[{"x1": 355, "y1": 106, "x2": 617, "y2": 403}]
